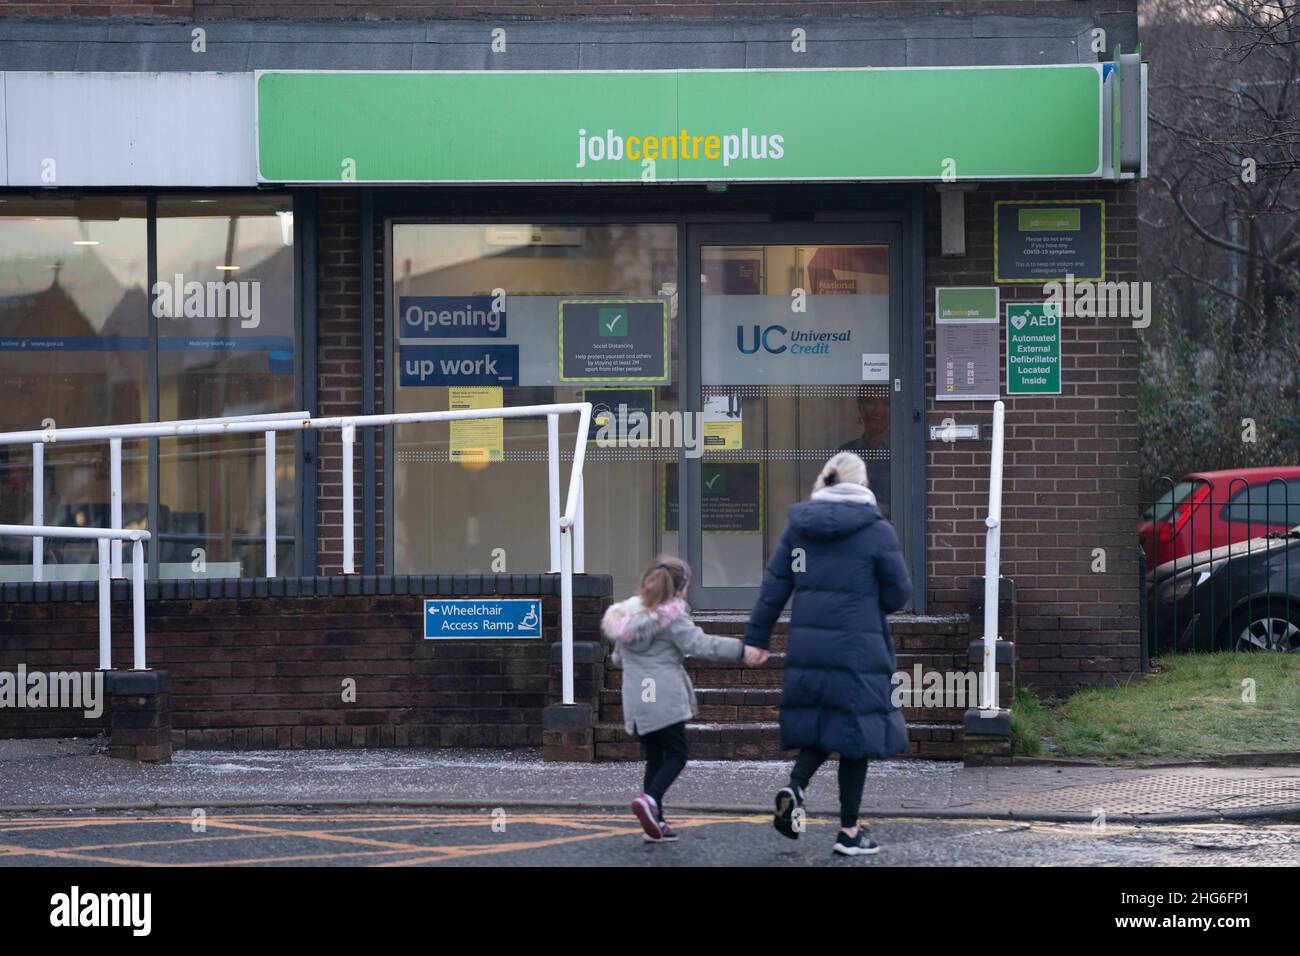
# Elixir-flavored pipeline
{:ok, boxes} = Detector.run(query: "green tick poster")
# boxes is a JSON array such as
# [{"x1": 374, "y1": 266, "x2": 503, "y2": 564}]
[
  {"x1": 663, "y1": 462, "x2": 763, "y2": 534},
  {"x1": 1006, "y1": 302, "x2": 1062, "y2": 395},
  {"x1": 558, "y1": 299, "x2": 669, "y2": 383}
]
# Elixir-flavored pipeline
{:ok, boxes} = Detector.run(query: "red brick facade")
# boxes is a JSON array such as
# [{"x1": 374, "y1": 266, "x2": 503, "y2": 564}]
[
  {"x1": 0, "y1": 583, "x2": 610, "y2": 748},
  {"x1": 925, "y1": 183, "x2": 1141, "y2": 694},
  {"x1": 316, "y1": 191, "x2": 387, "y2": 575}
]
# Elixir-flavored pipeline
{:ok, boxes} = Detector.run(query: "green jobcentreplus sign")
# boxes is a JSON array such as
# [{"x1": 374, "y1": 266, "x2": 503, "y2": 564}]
[
  {"x1": 1006, "y1": 303, "x2": 1062, "y2": 395},
  {"x1": 255, "y1": 66, "x2": 1104, "y2": 184}
]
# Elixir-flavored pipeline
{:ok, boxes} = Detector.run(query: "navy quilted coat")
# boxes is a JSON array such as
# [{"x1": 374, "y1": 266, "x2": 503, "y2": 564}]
[{"x1": 745, "y1": 497, "x2": 912, "y2": 759}]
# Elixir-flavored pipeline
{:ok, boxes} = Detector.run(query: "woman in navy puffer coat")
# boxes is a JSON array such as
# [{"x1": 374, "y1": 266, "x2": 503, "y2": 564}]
[{"x1": 745, "y1": 451, "x2": 912, "y2": 857}]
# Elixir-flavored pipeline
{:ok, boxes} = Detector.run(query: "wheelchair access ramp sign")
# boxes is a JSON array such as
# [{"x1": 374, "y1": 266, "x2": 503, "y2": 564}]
[{"x1": 423, "y1": 598, "x2": 544, "y2": 639}]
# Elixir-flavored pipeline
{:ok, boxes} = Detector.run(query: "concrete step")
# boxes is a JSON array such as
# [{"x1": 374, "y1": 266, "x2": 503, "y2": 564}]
[
  {"x1": 896, "y1": 650, "x2": 971, "y2": 671},
  {"x1": 890, "y1": 614, "x2": 973, "y2": 653},
  {"x1": 604, "y1": 650, "x2": 977, "y2": 691},
  {"x1": 595, "y1": 720, "x2": 782, "y2": 760},
  {"x1": 602, "y1": 653, "x2": 788, "y2": 690},
  {"x1": 690, "y1": 612, "x2": 973, "y2": 655},
  {"x1": 594, "y1": 612, "x2": 977, "y2": 762},
  {"x1": 599, "y1": 686, "x2": 965, "y2": 726},
  {"x1": 593, "y1": 720, "x2": 964, "y2": 761},
  {"x1": 600, "y1": 687, "x2": 781, "y2": 725}
]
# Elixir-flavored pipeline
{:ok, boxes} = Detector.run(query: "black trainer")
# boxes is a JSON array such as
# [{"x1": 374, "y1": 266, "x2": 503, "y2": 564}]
[
  {"x1": 773, "y1": 784, "x2": 805, "y2": 840},
  {"x1": 832, "y1": 827, "x2": 881, "y2": 857}
]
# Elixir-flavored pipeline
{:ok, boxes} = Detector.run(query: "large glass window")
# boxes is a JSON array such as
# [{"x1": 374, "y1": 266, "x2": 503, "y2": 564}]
[
  {"x1": 156, "y1": 197, "x2": 297, "y2": 577},
  {"x1": 0, "y1": 195, "x2": 296, "y2": 581},
  {"x1": 390, "y1": 223, "x2": 677, "y2": 596}
]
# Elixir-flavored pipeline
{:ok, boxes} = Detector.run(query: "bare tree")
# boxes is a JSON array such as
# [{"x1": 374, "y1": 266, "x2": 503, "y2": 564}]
[{"x1": 1142, "y1": 0, "x2": 1300, "y2": 336}]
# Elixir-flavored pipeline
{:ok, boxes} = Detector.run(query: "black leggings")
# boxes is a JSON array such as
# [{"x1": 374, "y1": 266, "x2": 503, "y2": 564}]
[
  {"x1": 789, "y1": 748, "x2": 869, "y2": 829},
  {"x1": 640, "y1": 721, "x2": 689, "y2": 817}
]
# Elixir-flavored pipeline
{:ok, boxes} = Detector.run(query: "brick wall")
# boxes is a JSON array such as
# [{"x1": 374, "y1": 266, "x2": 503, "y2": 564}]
[
  {"x1": 317, "y1": 191, "x2": 387, "y2": 575},
  {"x1": 924, "y1": 182, "x2": 1141, "y2": 694},
  {"x1": 0, "y1": 576, "x2": 611, "y2": 748},
  {"x1": 1, "y1": 2, "x2": 1138, "y2": 20}
]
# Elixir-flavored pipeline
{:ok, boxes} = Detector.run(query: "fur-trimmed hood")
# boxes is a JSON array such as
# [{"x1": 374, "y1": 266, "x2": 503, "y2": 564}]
[
  {"x1": 601, "y1": 593, "x2": 744, "y2": 736},
  {"x1": 600, "y1": 595, "x2": 690, "y2": 653}
]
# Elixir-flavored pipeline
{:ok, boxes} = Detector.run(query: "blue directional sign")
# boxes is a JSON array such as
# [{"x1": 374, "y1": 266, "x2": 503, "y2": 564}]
[{"x1": 422, "y1": 598, "x2": 543, "y2": 639}]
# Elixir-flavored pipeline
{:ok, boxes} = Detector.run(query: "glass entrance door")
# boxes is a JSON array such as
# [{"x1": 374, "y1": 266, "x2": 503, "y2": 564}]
[{"x1": 682, "y1": 224, "x2": 905, "y2": 609}]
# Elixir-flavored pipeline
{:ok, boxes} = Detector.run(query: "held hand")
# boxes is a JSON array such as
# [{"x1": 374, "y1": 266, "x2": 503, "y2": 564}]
[{"x1": 743, "y1": 645, "x2": 769, "y2": 667}]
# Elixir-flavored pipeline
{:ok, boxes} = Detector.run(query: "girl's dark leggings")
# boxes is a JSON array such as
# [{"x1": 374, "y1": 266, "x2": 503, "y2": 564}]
[
  {"x1": 790, "y1": 748, "x2": 869, "y2": 828},
  {"x1": 639, "y1": 720, "x2": 689, "y2": 817}
]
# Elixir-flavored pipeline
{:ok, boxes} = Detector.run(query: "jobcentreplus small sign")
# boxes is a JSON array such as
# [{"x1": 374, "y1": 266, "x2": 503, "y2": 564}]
[{"x1": 422, "y1": 599, "x2": 543, "y2": 639}]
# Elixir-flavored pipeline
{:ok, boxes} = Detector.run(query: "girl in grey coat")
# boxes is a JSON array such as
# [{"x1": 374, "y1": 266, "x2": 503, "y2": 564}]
[{"x1": 602, "y1": 555, "x2": 760, "y2": 842}]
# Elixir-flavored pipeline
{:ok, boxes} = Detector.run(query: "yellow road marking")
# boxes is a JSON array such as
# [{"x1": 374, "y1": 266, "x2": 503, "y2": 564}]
[{"x1": 1, "y1": 810, "x2": 1269, "y2": 867}]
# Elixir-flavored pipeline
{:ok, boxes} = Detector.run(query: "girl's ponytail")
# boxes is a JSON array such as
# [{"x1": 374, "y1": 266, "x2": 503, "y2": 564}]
[{"x1": 638, "y1": 555, "x2": 691, "y2": 611}]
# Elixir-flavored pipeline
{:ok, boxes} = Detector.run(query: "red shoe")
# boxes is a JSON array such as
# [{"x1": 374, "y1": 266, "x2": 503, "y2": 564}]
[{"x1": 631, "y1": 794, "x2": 663, "y2": 840}]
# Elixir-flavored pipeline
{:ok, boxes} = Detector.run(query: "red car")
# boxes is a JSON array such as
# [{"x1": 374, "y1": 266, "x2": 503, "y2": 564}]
[{"x1": 1141, "y1": 467, "x2": 1300, "y2": 571}]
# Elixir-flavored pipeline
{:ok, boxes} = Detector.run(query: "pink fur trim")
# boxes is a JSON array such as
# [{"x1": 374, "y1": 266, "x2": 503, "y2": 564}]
[
  {"x1": 602, "y1": 608, "x2": 631, "y2": 639},
  {"x1": 655, "y1": 598, "x2": 686, "y2": 625}
]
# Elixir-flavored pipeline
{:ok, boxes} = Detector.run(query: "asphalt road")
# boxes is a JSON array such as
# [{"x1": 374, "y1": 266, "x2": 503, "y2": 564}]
[{"x1": 1, "y1": 807, "x2": 1298, "y2": 867}]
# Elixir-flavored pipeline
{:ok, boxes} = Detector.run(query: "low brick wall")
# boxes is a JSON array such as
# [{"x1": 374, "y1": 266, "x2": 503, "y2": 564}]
[{"x1": 0, "y1": 575, "x2": 611, "y2": 750}]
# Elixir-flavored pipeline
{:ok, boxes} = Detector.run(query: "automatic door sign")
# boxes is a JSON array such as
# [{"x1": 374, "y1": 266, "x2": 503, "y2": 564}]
[{"x1": 423, "y1": 599, "x2": 543, "y2": 639}]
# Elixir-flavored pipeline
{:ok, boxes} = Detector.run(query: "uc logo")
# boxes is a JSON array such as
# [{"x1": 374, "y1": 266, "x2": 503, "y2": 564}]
[{"x1": 737, "y1": 324, "x2": 788, "y2": 354}]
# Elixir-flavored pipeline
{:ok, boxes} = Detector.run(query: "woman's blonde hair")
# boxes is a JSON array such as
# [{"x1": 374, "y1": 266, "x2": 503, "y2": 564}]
[
  {"x1": 639, "y1": 555, "x2": 691, "y2": 611},
  {"x1": 813, "y1": 451, "x2": 869, "y2": 493}
]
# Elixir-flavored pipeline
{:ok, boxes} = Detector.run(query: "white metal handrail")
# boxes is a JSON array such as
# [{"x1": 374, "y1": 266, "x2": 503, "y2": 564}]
[
  {"x1": 1, "y1": 402, "x2": 592, "y2": 705},
  {"x1": 0, "y1": 525, "x2": 150, "y2": 672},
  {"x1": 0, "y1": 411, "x2": 310, "y2": 581},
  {"x1": 981, "y1": 401, "x2": 1006, "y2": 713}
]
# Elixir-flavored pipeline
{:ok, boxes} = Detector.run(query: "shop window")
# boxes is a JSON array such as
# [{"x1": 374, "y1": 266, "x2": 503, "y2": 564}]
[
  {"x1": 0, "y1": 198, "x2": 148, "y2": 580},
  {"x1": 156, "y1": 197, "x2": 297, "y2": 578},
  {"x1": 390, "y1": 223, "x2": 678, "y2": 596},
  {"x1": 0, "y1": 195, "x2": 296, "y2": 581}
]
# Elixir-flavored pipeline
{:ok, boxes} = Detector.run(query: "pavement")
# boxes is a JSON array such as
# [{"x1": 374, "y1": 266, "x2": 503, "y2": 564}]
[{"x1": 3, "y1": 739, "x2": 1300, "y2": 824}]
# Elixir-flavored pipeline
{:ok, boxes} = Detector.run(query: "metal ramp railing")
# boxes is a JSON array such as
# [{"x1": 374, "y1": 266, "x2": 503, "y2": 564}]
[{"x1": 0, "y1": 402, "x2": 592, "y2": 702}]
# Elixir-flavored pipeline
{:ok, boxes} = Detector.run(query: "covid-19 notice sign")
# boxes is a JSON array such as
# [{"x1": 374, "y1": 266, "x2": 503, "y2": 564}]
[{"x1": 558, "y1": 299, "x2": 669, "y2": 383}]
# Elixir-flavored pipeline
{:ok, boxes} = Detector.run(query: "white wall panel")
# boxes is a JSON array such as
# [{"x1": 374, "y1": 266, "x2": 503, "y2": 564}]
[{"x1": 3, "y1": 72, "x2": 255, "y2": 186}]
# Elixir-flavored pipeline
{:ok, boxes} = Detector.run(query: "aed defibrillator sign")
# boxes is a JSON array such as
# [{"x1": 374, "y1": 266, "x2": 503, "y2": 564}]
[{"x1": 1006, "y1": 302, "x2": 1062, "y2": 395}]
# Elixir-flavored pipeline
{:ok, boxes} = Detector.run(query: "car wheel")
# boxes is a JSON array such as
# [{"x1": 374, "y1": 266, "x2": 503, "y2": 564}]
[{"x1": 1228, "y1": 605, "x2": 1300, "y2": 653}]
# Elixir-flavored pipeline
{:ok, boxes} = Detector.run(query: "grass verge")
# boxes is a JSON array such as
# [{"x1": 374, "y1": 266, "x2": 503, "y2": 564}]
[{"x1": 1010, "y1": 653, "x2": 1300, "y2": 762}]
